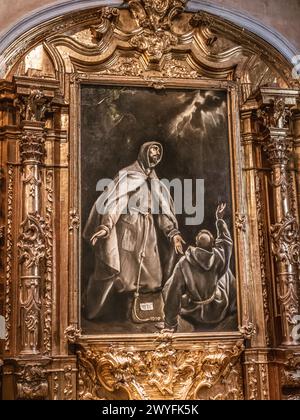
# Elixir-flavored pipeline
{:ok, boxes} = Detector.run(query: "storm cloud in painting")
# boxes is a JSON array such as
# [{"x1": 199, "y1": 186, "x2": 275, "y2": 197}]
[{"x1": 169, "y1": 91, "x2": 227, "y2": 140}]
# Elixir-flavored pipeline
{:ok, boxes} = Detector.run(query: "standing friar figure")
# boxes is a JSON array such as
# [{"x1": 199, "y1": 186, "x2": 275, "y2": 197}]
[{"x1": 83, "y1": 141, "x2": 185, "y2": 322}]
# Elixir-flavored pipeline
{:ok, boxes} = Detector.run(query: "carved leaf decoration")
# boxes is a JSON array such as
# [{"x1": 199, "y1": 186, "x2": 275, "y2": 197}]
[
  {"x1": 18, "y1": 213, "x2": 47, "y2": 268},
  {"x1": 77, "y1": 340, "x2": 244, "y2": 400},
  {"x1": 271, "y1": 213, "x2": 300, "y2": 266}
]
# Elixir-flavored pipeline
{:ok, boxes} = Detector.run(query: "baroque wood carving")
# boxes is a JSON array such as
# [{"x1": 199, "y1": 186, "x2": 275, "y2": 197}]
[
  {"x1": 257, "y1": 89, "x2": 300, "y2": 346},
  {"x1": 0, "y1": 0, "x2": 299, "y2": 401},
  {"x1": 4, "y1": 165, "x2": 14, "y2": 352},
  {"x1": 16, "y1": 364, "x2": 49, "y2": 400},
  {"x1": 77, "y1": 337, "x2": 244, "y2": 400}
]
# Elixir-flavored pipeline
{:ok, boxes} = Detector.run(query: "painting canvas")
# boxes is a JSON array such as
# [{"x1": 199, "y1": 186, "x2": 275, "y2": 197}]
[{"x1": 80, "y1": 85, "x2": 238, "y2": 334}]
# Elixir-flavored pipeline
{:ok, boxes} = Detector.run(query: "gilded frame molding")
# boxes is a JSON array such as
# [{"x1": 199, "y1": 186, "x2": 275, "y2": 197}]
[{"x1": 70, "y1": 75, "x2": 245, "y2": 344}]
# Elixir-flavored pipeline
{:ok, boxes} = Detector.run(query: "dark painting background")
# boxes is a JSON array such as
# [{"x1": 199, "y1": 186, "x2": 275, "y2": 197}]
[{"x1": 81, "y1": 85, "x2": 235, "y2": 333}]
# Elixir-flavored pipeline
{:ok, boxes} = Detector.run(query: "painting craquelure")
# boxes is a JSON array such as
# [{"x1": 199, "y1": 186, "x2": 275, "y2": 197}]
[{"x1": 81, "y1": 86, "x2": 237, "y2": 334}]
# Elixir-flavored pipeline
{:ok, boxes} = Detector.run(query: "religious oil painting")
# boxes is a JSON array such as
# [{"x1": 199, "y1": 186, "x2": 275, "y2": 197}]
[{"x1": 81, "y1": 85, "x2": 238, "y2": 335}]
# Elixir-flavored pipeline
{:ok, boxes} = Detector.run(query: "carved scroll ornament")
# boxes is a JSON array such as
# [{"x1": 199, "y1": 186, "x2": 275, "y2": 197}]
[
  {"x1": 90, "y1": 7, "x2": 119, "y2": 43},
  {"x1": 90, "y1": 1, "x2": 186, "y2": 62},
  {"x1": 270, "y1": 213, "x2": 300, "y2": 266},
  {"x1": 64, "y1": 325, "x2": 82, "y2": 344},
  {"x1": 77, "y1": 338, "x2": 244, "y2": 400},
  {"x1": 18, "y1": 213, "x2": 47, "y2": 269}
]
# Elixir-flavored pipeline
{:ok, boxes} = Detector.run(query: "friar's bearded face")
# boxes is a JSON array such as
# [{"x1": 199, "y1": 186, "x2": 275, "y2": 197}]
[{"x1": 148, "y1": 145, "x2": 161, "y2": 167}]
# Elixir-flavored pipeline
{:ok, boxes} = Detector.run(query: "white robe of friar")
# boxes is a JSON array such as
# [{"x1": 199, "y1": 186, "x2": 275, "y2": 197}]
[{"x1": 83, "y1": 142, "x2": 179, "y2": 320}]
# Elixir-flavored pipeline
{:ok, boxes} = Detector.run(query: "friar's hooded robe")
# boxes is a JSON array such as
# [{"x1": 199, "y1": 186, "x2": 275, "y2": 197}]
[
  {"x1": 163, "y1": 218, "x2": 237, "y2": 330},
  {"x1": 83, "y1": 142, "x2": 180, "y2": 320}
]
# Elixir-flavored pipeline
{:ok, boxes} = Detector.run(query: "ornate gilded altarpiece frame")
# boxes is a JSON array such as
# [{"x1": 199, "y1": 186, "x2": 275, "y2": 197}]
[{"x1": 0, "y1": 1, "x2": 300, "y2": 400}]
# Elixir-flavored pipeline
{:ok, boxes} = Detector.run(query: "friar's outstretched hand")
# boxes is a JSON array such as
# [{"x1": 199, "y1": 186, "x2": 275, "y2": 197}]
[
  {"x1": 90, "y1": 229, "x2": 107, "y2": 246},
  {"x1": 216, "y1": 203, "x2": 226, "y2": 220},
  {"x1": 173, "y1": 234, "x2": 186, "y2": 255}
]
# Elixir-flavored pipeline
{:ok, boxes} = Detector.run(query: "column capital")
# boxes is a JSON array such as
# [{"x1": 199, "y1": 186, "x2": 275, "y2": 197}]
[
  {"x1": 263, "y1": 129, "x2": 292, "y2": 166},
  {"x1": 19, "y1": 123, "x2": 46, "y2": 165},
  {"x1": 13, "y1": 75, "x2": 61, "y2": 123},
  {"x1": 255, "y1": 88, "x2": 299, "y2": 130}
]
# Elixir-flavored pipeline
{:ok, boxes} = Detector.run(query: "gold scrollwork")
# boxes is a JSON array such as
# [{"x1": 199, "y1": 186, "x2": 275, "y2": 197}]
[
  {"x1": 90, "y1": 7, "x2": 120, "y2": 43},
  {"x1": 77, "y1": 338, "x2": 244, "y2": 400},
  {"x1": 18, "y1": 213, "x2": 47, "y2": 269},
  {"x1": 239, "y1": 322, "x2": 256, "y2": 340},
  {"x1": 270, "y1": 213, "x2": 300, "y2": 266},
  {"x1": 255, "y1": 174, "x2": 271, "y2": 346},
  {"x1": 64, "y1": 325, "x2": 82, "y2": 343},
  {"x1": 281, "y1": 356, "x2": 300, "y2": 387},
  {"x1": 19, "y1": 130, "x2": 46, "y2": 165},
  {"x1": 1, "y1": 0, "x2": 299, "y2": 402},
  {"x1": 43, "y1": 170, "x2": 54, "y2": 355},
  {"x1": 64, "y1": 365, "x2": 73, "y2": 400},
  {"x1": 21, "y1": 166, "x2": 42, "y2": 198},
  {"x1": 100, "y1": 57, "x2": 144, "y2": 77},
  {"x1": 277, "y1": 274, "x2": 299, "y2": 326},
  {"x1": 4, "y1": 165, "x2": 14, "y2": 352},
  {"x1": 247, "y1": 361, "x2": 259, "y2": 400},
  {"x1": 0, "y1": 226, "x2": 5, "y2": 242}
]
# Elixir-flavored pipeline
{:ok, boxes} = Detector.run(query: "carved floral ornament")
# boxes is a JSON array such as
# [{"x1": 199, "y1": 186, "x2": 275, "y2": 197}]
[
  {"x1": 263, "y1": 135, "x2": 293, "y2": 166},
  {"x1": 0, "y1": 226, "x2": 4, "y2": 242},
  {"x1": 79, "y1": 0, "x2": 235, "y2": 76},
  {"x1": 90, "y1": 7, "x2": 119, "y2": 42},
  {"x1": 77, "y1": 337, "x2": 244, "y2": 400},
  {"x1": 0, "y1": 0, "x2": 295, "y2": 91},
  {"x1": 270, "y1": 213, "x2": 300, "y2": 267},
  {"x1": 235, "y1": 213, "x2": 247, "y2": 233},
  {"x1": 18, "y1": 213, "x2": 48, "y2": 269},
  {"x1": 69, "y1": 209, "x2": 80, "y2": 232},
  {"x1": 64, "y1": 325, "x2": 82, "y2": 343},
  {"x1": 19, "y1": 130, "x2": 46, "y2": 165},
  {"x1": 239, "y1": 322, "x2": 256, "y2": 340},
  {"x1": 281, "y1": 356, "x2": 300, "y2": 388},
  {"x1": 90, "y1": 1, "x2": 186, "y2": 62}
]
